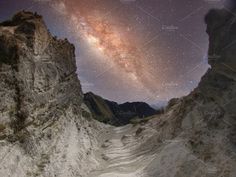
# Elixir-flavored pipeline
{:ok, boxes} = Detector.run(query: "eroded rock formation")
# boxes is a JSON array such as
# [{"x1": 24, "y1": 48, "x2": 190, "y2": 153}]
[{"x1": 0, "y1": 11, "x2": 103, "y2": 177}]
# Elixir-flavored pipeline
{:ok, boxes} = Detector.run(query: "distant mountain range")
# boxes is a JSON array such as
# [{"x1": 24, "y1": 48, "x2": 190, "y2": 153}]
[{"x1": 84, "y1": 92, "x2": 158, "y2": 125}]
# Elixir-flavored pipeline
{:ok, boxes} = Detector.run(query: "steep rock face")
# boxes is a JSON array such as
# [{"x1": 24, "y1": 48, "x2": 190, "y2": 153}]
[
  {"x1": 84, "y1": 92, "x2": 157, "y2": 125},
  {"x1": 0, "y1": 11, "x2": 104, "y2": 177},
  {"x1": 139, "y1": 9, "x2": 236, "y2": 176}
]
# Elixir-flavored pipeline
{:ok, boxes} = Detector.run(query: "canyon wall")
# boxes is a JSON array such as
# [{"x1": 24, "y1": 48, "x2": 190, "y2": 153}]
[{"x1": 0, "y1": 11, "x2": 104, "y2": 177}]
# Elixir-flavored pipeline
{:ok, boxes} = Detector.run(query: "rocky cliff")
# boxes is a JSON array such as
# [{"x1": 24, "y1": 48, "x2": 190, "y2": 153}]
[
  {"x1": 84, "y1": 92, "x2": 157, "y2": 125},
  {"x1": 0, "y1": 11, "x2": 104, "y2": 177},
  {"x1": 0, "y1": 9, "x2": 236, "y2": 177}
]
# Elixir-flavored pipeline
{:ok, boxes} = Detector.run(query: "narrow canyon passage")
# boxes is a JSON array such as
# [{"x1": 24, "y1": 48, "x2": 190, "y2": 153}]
[
  {"x1": 86, "y1": 117, "x2": 194, "y2": 177},
  {"x1": 87, "y1": 124, "x2": 159, "y2": 177}
]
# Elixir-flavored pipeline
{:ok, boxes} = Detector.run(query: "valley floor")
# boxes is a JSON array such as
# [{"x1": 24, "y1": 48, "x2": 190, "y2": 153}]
[
  {"x1": 87, "y1": 124, "x2": 157, "y2": 177},
  {"x1": 86, "y1": 113, "x2": 236, "y2": 177},
  {"x1": 87, "y1": 119, "x2": 191, "y2": 177}
]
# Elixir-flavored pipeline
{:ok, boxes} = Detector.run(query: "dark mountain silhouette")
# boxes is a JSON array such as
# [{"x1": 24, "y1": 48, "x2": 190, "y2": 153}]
[{"x1": 84, "y1": 92, "x2": 158, "y2": 125}]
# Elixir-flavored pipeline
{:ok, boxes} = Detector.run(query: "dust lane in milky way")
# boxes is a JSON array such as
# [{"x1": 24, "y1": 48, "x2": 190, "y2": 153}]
[
  {"x1": 0, "y1": 0, "x2": 226, "y2": 105},
  {"x1": 60, "y1": 0, "x2": 167, "y2": 97},
  {"x1": 50, "y1": 0, "x2": 192, "y2": 102},
  {"x1": 52, "y1": 0, "x2": 224, "y2": 105}
]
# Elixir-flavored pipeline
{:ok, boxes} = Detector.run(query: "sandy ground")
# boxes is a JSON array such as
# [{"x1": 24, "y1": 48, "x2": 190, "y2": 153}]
[{"x1": 87, "y1": 124, "x2": 159, "y2": 177}]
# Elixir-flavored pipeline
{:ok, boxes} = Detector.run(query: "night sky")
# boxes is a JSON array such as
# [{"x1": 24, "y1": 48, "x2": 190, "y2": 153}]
[{"x1": 0, "y1": 0, "x2": 230, "y2": 106}]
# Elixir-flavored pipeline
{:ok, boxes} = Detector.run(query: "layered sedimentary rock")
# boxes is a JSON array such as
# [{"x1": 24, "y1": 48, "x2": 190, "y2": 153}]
[{"x1": 0, "y1": 11, "x2": 104, "y2": 177}]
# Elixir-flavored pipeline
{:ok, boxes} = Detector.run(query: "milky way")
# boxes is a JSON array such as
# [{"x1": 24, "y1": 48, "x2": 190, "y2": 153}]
[
  {"x1": 0, "y1": 0, "x2": 229, "y2": 106},
  {"x1": 51, "y1": 0, "x2": 225, "y2": 105},
  {"x1": 55, "y1": 0, "x2": 164, "y2": 97}
]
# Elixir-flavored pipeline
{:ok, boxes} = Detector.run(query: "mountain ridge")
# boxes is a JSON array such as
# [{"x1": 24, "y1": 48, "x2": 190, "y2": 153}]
[{"x1": 84, "y1": 92, "x2": 158, "y2": 125}]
